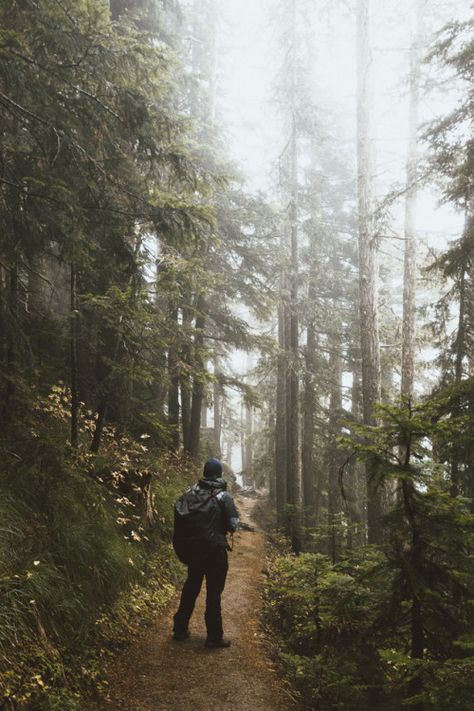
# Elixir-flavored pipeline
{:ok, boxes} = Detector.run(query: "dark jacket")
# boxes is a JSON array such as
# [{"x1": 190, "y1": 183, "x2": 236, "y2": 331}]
[
  {"x1": 173, "y1": 476, "x2": 240, "y2": 565},
  {"x1": 197, "y1": 477, "x2": 240, "y2": 536}
]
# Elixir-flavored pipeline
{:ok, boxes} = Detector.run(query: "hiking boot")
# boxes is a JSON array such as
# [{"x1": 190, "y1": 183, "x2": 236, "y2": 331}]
[
  {"x1": 172, "y1": 630, "x2": 190, "y2": 641},
  {"x1": 205, "y1": 638, "x2": 231, "y2": 649}
]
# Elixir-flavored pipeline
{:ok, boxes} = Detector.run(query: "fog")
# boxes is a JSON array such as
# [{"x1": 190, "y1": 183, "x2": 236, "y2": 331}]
[
  {"x1": 191, "y1": 0, "x2": 473, "y2": 472},
  {"x1": 3, "y1": 0, "x2": 474, "y2": 697}
]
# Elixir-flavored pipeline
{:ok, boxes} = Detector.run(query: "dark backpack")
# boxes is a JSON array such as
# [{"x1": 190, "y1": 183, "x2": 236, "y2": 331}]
[{"x1": 173, "y1": 485, "x2": 225, "y2": 565}]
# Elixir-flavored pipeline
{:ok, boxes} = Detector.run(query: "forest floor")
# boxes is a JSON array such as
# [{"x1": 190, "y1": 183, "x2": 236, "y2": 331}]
[{"x1": 95, "y1": 496, "x2": 299, "y2": 711}]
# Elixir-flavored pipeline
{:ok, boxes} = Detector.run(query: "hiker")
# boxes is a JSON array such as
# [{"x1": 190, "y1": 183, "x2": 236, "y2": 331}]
[{"x1": 172, "y1": 458, "x2": 240, "y2": 648}]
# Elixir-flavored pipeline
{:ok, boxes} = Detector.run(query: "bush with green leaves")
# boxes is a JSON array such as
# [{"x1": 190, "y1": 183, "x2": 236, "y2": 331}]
[
  {"x1": 263, "y1": 549, "x2": 391, "y2": 710},
  {"x1": 265, "y1": 399, "x2": 474, "y2": 710}
]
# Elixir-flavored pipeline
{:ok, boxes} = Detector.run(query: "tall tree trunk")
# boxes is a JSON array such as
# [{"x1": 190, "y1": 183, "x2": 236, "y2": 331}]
[
  {"x1": 90, "y1": 297, "x2": 115, "y2": 453},
  {"x1": 70, "y1": 264, "x2": 79, "y2": 449},
  {"x1": 285, "y1": 0, "x2": 302, "y2": 552},
  {"x1": 327, "y1": 324, "x2": 343, "y2": 563},
  {"x1": 448, "y1": 203, "x2": 474, "y2": 496},
  {"x1": 201, "y1": 398, "x2": 208, "y2": 428},
  {"x1": 275, "y1": 293, "x2": 288, "y2": 525},
  {"x1": 401, "y1": 413, "x2": 424, "y2": 710},
  {"x1": 5, "y1": 258, "x2": 18, "y2": 416},
  {"x1": 347, "y1": 353, "x2": 366, "y2": 548},
  {"x1": 180, "y1": 300, "x2": 192, "y2": 452},
  {"x1": 356, "y1": 0, "x2": 383, "y2": 545},
  {"x1": 244, "y1": 402, "x2": 253, "y2": 485},
  {"x1": 213, "y1": 358, "x2": 222, "y2": 455},
  {"x1": 189, "y1": 0, "x2": 218, "y2": 122},
  {"x1": 226, "y1": 438, "x2": 232, "y2": 468},
  {"x1": 0, "y1": 263, "x2": 7, "y2": 397},
  {"x1": 186, "y1": 0, "x2": 219, "y2": 456},
  {"x1": 207, "y1": 0, "x2": 218, "y2": 125},
  {"x1": 167, "y1": 303, "x2": 180, "y2": 450},
  {"x1": 189, "y1": 294, "x2": 206, "y2": 459},
  {"x1": 181, "y1": 383, "x2": 191, "y2": 451},
  {"x1": 302, "y1": 236, "x2": 319, "y2": 525},
  {"x1": 90, "y1": 400, "x2": 107, "y2": 453},
  {"x1": 401, "y1": 0, "x2": 424, "y2": 403},
  {"x1": 240, "y1": 399, "x2": 246, "y2": 476},
  {"x1": 90, "y1": 236, "x2": 142, "y2": 453},
  {"x1": 268, "y1": 402, "x2": 276, "y2": 501},
  {"x1": 302, "y1": 311, "x2": 316, "y2": 524},
  {"x1": 450, "y1": 224, "x2": 468, "y2": 496}
]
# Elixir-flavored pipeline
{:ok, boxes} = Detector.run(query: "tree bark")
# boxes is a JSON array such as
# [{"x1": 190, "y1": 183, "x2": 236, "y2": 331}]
[
  {"x1": 401, "y1": 0, "x2": 424, "y2": 403},
  {"x1": 284, "y1": 0, "x2": 302, "y2": 552},
  {"x1": 167, "y1": 303, "x2": 180, "y2": 450},
  {"x1": 449, "y1": 205, "x2": 474, "y2": 495},
  {"x1": 400, "y1": 414, "x2": 424, "y2": 710},
  {"x1": 268, "y1": 402, "x2": 276, "y2": 501},
  {"x1": 213, "y1": 370, "x2": 222, "y2": 455},
  {"x1": 240, "y1": 399, "x2": 246, "y2": 476},
  {"x1": 244, "y1": 401, "x2": 253, "y2": 485},
  {"x1": 90, "y1": 399, "x2": 107, "y2": 453},
  {"x1": 275, "y1": 293, "x2": 288, "y2": 525},
  {"x1": 70, "y1": 264, "x2": 79, "y2": 449},
  {"x1": 0, "y1": 263, "x2": 7, "y2": 397},
  {"x1": 188, "y1": 293, "x2": 206, "y2": 459},
  {"x1": 4, "y1": 258, "x2": 18, "y2": 416},
  {"x1": 201, "y1": 397, "x2": 208, "y2": 429},
  {"x1": 356, "y1": 0, "x2": 383, "y2": 545},
  {"x1": 90, "y1": 235, "x2": 142, "y2": 454},
  {"x1": 180, "y1": 300, "x2": 192, "y2": 452},
  {"x1": 347, "y1": 354, "x2": 366, "y2": 547},
  {"x1": 450, "y1": 214, "x2": 469, "y2": 495},
  {"x1": 327, "y1": 324, "x2": 343, "y2": 563},
  {"x1": 302, "y1": 313, "x2": 316, "y2": 524}
]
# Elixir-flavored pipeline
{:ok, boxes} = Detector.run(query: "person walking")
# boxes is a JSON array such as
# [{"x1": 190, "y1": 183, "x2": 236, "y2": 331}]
[{"x1": 172, "y1": 458, "x2": 239, "y2": 648}]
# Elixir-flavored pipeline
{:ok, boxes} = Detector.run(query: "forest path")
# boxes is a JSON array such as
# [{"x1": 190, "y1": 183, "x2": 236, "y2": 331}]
[{"x1": 98, "y1": 496, "x2": 298, "y2": 711}]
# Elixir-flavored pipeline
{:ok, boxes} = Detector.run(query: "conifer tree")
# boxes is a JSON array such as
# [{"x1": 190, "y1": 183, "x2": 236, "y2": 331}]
[
  {"x1": 401, "y1": 0, "x2": 425, "y2": 404},
  {"x1": 356, "y1": 0, "x2": 383, "y2": 544}
]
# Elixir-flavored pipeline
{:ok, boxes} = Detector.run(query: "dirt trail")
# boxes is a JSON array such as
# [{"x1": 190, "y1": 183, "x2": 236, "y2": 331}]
[{"x1": 100, "y1": 496, "x2": 298, "y2": 711}]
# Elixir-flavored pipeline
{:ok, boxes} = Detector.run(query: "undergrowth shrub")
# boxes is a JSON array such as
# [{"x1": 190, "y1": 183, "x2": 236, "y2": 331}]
[
  {"x1": 265, "y1": 403, "x2": 474, "y2": 711},
  {"x1": 263, "y1": 544, "x2": 474, "y2": 711},
  {"x1": 263, "y1": 548, "x2": 391, "y2": 711},
  {"x1": 0, "y1": 386, "x2": 196, "y2": 709}
]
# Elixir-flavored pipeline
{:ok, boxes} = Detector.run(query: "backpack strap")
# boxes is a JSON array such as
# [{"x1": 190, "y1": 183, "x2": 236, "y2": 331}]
[
  {"x1": 211, "y1": 488, "x2": 233, "y2": 551},
  {"x1": 212, "y1": 488, "x2": 227, "y2": 513}
]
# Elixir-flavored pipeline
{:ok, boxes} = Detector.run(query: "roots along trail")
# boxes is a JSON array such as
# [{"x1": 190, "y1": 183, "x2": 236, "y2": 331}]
[{"x1": 98, "y1": 496, "x2": 298, "y2": 711}]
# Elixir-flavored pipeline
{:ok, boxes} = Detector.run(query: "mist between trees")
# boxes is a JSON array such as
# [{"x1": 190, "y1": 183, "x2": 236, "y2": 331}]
[{"x1": 0, "y1": 0, "x2": 474, "y2": 709}]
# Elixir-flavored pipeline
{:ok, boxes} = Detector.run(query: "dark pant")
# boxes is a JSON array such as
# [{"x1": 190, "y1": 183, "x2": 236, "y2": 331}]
[{"x1": 173, "y1": 547, "x2": 228, "y2": 642}]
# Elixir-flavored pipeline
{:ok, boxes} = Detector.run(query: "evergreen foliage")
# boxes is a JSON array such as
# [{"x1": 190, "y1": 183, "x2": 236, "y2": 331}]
[
  {"x1": 2, "y1": 0, "x2": 474, "y2": 708},
  {"x1": 0, "y1": 0, "x2": 274, "y2": 705},
  {"x1": 263, "y1": 6, "x2": 474, "y2": 709},
  {"x1": 0, "y1": 384, "x2": 195, "y2": 708},
  {"x1": 265, "y1": 402, "x2": 474, "y2": 710}
]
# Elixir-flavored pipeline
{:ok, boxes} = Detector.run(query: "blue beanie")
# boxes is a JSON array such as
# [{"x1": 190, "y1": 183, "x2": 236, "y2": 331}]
[{"x1": 203, "y1": 458, "x2": 223, "y2": 479}]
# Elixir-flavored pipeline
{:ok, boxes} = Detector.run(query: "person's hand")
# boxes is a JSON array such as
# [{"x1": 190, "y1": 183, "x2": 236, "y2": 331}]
[{"x1": 238, "y1": 521, "x2": 255, "y2": 532}]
